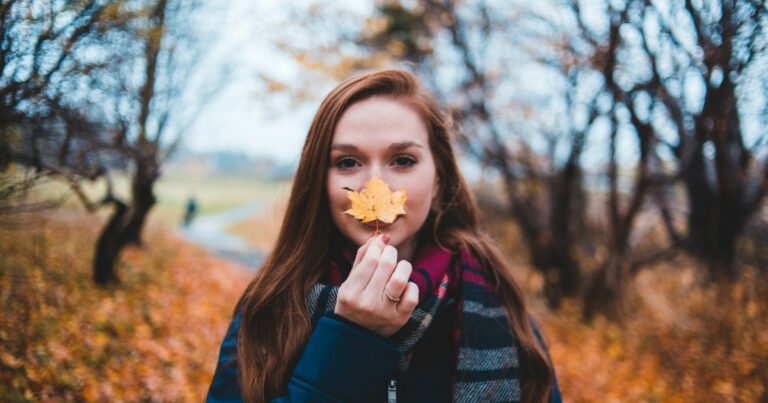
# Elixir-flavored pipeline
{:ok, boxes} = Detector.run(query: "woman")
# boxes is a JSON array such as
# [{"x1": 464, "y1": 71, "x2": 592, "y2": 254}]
[{"x1": 207, "y1": 69, "x2": 562, "y2": 402}]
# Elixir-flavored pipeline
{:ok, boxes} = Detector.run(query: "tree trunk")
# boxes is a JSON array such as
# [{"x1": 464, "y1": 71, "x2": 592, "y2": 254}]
[
  {"x1": 93, "y1": 198, "x2": 128, "y2": 285},
  {"x1": 678, "y1": 13, "x2": 758, "y2": 280},
  {"x1": 92, "y1": 163, "x2": 157, "y2": 285},
  {"x1": 504, "y1": 164, "x2": 585, "y2": 309},
  {"x1": 123, "y1": 166, "x2": 157, "y2": 246},
  {"x1": 541, "y1": 246, "x2": 583, "y2": 309},
  {"x1": 684, "y1": 176, "x2": 746, "y2": 280},
  {"x1": 583, "y1": 253, "x2": 630, "y2": 321},
  {"x1": 681, "y1": 58, "x2": 750, "y2": 279},
  {"x1": 683, "y1": 149, "x2": 715, "y2": 252},
  {"x1": 543, "y1": 160, "x2": 586, "y2": 308},
  {"x1": 529, "y1": 214, "x2": 584, "y2": 309}
]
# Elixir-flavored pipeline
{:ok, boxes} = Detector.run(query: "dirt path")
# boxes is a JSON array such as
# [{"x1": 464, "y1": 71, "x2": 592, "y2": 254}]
[{"x1": 179, "y1": 199, "x2": 267, "y2": 269}]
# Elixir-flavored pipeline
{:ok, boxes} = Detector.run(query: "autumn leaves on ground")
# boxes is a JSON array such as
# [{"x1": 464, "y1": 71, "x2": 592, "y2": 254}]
[
  {"x1": 2, "y1": 208, "x2": 767, "y2": 401},
  {"x1": 0, "y1": 212, "x2": 251, "y2": 401}
]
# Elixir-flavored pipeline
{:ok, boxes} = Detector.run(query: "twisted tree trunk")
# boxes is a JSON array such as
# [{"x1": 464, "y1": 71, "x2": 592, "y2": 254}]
[{"x1": 92, "y1": 161, "x2": 157, "y2": 285}]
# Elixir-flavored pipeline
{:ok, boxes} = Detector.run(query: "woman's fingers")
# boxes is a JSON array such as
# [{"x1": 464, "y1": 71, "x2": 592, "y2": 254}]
[
  {"x1": 366, "y1": 244, "x2": 398, "y2": 294},
  {"x1": 345, "y1": 234, "x2": 388, "y2": 293},
  {"x1": 383, "y1": 260, "x2": 412, "y2": 302},
  {"x1": 353, "y1": 233, "x2": 377, "y2": 267},
  {"x1": 334, "y1": 233, "x2": 421, "y2": 338},
  {"x1": 397, "y1": 281, "x2": 420, "y2": 313}
]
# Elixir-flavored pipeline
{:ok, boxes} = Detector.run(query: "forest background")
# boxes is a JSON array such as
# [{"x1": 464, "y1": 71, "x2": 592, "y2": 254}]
[{"x1": 1, "y1": 0, "x2": 767, "y2": 401}]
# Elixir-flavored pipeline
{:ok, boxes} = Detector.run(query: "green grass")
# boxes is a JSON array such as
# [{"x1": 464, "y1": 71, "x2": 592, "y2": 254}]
[
  {"x1": 152, "y1": 174, "x2": 289, "y2": 223},
  {"x1": 25, "y1": 170, "x2": 291, "y2": 226}
]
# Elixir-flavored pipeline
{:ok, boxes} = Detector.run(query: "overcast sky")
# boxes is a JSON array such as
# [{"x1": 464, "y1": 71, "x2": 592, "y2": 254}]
[
  {"x1": 182, "y1": 0, "x2": 372, "y2": 164},
  {"x1": 181, "y1": 0, "x2": 766, "y2": 171}
]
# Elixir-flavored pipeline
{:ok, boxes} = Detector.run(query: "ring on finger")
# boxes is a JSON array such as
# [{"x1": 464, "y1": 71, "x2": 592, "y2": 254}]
[{"x1": 383, "y1": 290, "x2": 401, "y2": 303}]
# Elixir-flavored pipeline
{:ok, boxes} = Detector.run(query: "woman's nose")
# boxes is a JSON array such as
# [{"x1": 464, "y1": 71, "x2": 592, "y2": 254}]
[
  {"x1": 360, "y1": 164, "x2": 398, "y2": 190},
  {"x1": 347, "y1": 168, "x2": 378, "y2": 192},
  {"x1": 373, "y1": 171, "x2": 403, "y2": 191},
  {"x1": 366, "y1": 165, "x2": 383, "y2": 182}
]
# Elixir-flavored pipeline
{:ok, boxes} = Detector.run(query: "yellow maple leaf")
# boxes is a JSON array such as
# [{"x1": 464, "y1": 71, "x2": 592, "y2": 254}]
[{"x1": 344, "y1": 175, "x2": 407, "y2": 224}]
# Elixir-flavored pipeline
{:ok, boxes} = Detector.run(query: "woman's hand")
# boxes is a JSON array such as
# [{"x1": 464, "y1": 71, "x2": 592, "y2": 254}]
[{"x1": 334, "y1": 234, "x2": 419, "y2": 338}]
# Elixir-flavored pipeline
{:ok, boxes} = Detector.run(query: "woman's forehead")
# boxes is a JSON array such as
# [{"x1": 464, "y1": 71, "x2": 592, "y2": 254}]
[{"x1": 332, "y1": 97, "x2": 429, "y2": 146}]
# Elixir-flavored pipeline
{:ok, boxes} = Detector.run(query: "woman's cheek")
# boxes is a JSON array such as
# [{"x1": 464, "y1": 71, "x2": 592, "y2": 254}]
[{"x1": 409, "y1": 188, "x2": 430, "y2": 215}]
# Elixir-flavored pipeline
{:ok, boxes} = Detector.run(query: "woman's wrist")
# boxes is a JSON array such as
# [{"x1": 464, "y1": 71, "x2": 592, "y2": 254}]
[{"x1": 325, "y1": 310, "x2": 398, "y2": 344}]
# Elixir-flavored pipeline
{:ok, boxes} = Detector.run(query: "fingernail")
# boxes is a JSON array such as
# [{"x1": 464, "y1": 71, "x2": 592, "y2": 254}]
[{"x1": 382, "y1": 234, "x2": 390, "y2": 244}]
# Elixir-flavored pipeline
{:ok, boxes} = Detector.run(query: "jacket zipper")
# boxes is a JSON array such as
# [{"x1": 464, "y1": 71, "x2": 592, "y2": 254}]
[{"x1": 387, "y1": 378, "x2": 397, "y2": 403}]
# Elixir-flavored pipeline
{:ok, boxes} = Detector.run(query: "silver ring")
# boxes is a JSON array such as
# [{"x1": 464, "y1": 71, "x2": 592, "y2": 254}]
[{"x1": 383, "y1": 290, "x2": 401, "y2": 303}]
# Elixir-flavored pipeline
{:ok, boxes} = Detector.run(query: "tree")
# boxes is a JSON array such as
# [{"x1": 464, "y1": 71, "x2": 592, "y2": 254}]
[
  {"x1": 1, "y1": 0, "x2": 115, "y2": 213},
  {"x1": 631, "y1": 0, "x2": 768, "y2": 279},
  {"x1": 356, "y1": 0, "x2": 768, "y2": 317},
  {"x1": 89, "y1": 0, "x2": 210, "y2": 284},
  {"x1": 552, "y1": 0, "x2": 767, "y2": 296},
  {"x1": 2, "y1": 0, "x2": 212, "y2": 285}
]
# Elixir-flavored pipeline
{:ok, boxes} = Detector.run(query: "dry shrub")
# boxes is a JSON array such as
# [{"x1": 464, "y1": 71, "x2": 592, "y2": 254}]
[
  {"x1": 481, "y1": 195, "x2": 768, "y2": 401},
  {"x1": 543, "y1": 259, "x2": 768, "y2": 402}
]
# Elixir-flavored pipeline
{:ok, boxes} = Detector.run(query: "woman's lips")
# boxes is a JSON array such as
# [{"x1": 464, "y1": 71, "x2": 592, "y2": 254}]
[{"x1": 362, "y1": 219, "x2": 395, "y2": 229}]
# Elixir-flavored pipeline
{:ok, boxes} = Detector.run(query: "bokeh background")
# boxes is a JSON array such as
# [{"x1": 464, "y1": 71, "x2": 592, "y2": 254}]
[{"x1": 1, "y1": 0, "x2": 767, "y2": 401}]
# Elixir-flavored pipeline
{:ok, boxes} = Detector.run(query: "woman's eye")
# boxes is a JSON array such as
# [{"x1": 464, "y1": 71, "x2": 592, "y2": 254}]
[
  {"x1": 335, "y1": 157, "x2": 359, "y2": 170},
  {"x1": 393, "y1": 155, "x2": 417, "y2": 167}
]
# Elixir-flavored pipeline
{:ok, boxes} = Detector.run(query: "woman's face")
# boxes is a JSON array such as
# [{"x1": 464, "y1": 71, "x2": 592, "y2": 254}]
[{"x1": 326, "y1": 96, "x2": 439, "y2": 261}]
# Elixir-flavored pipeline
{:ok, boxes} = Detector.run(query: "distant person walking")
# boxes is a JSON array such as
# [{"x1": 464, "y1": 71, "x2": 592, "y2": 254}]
[{"x1": 184, "y1": 195, "x2": 198, "y2": 227}]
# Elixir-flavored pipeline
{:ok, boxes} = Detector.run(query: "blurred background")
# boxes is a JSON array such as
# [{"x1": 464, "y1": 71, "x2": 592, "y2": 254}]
[{"x1": 1, "y1": 0, "x2": 767, "y2": 401}]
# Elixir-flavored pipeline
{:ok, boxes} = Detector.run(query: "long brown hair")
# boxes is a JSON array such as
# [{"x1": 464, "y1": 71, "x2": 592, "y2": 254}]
[{"x1": 236, "y1": 69, "x2": 554, "y2": 402}]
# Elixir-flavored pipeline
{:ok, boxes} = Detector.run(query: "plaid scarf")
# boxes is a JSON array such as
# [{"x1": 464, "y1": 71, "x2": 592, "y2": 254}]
[{"x1": 306, "y1": 243, "x2": 521, "y2": 402}]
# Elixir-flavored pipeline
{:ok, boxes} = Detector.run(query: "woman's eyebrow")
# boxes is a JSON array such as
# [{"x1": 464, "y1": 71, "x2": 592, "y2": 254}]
[
  {"x1": 330, "y1": 143, "x2": 358, "y2": 151},
  {"x1": 330, "y1": 142, "x2": 423, "y2": 151},
  {"x1": 389, "y1": 141, "x2": 423, "y2": 150}
]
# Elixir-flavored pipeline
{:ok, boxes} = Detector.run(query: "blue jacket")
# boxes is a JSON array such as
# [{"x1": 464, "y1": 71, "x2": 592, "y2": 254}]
[{"x1": 207, "y1": 297, "x2": 562, "y2": 402}]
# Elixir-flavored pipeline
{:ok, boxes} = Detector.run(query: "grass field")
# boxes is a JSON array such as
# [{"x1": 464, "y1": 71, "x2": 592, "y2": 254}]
[
  {"x1": 25, "y1": 171, "x2": 290, "y2": 226},
  {"x1": 151, "y1": 174, "x2": 290, "y2": 225}
]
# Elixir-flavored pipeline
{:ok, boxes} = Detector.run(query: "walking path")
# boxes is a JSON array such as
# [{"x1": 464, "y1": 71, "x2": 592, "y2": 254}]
[{"x1": 179, "y1": 199, "x2": 267, "y2": 269}]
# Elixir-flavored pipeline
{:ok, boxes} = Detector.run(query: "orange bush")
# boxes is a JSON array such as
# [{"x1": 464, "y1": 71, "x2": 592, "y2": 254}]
[
  {"x1": 487, "y1": 214, "x2": 768, "y2": 402},
  {"x1": 541, "y1": 262, "x2": 768, "y2": 402}
]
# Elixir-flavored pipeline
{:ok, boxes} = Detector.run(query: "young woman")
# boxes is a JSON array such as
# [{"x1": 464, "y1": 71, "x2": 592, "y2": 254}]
[{"x1": 207, "y1": 69, "x2": 562, "y2": 403}]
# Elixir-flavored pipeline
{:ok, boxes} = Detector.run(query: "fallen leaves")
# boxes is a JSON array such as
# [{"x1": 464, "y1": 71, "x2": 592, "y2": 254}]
[
  {"x1": 4, "y1": 209, "x2": 768, "y2": 402},
  {"x1": 543, "y1": 263, "x2": 768, "y2": 402},
  {"x1": 344, "y1": 175, "x2": 407, "y2": 225},
  {"x1": 0, "y1": 211, "x2": 252, "y2": 402},
  {"x1": 0, "y1": 351, "x2": 22, "y2": 369}
]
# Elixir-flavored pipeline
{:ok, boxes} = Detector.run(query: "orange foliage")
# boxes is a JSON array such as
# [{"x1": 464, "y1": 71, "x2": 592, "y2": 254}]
[
  {"x1": 541, "y1": 262, "x2": 768, "y2": 402},
  {"x1": 486, "y1": 213, "x2": 768, "y2": 402},
  {"x1": 2, "y1": 209, "x2": 767, "y2": 402},
  {"x1": 0, "y1": 211, "x2": 251, "y2": 402}
]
